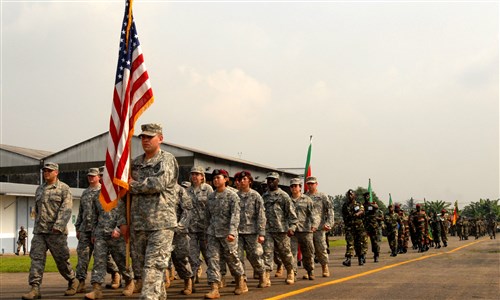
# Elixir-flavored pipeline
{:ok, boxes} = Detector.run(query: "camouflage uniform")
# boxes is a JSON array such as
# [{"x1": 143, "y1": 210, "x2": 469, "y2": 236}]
[
  {"x1": 187, "y1": 182, "x2": 213, "y2": 279},
  {"x1": 341, "y1": 198, "x2": 366, "y2": 259},
  {"x1": 413, "y1": 207, "x2": 429, "y2": 252},
  {"x1": 29, "y1": 179, "x2": 76, "y2": 288},
  {"x1": 237, "y1": 188, "x2": 266, "y2": 277},
  {"x1": 262, "y1": 188, "x2": 298, "y2": 274},
  {"x1": 290, "y1": 194, "x2": 319, "y2": 274},
  {"x1": 363, "y1": 201, "x2": 380, "y2": 260},
  {"x1": 171, "y1": 184, "x2": 193, "y2": 280},
  {"x1": 205, "y1": 188, "x2": 244, "y2": 284},
  {"x1": 75, "y1": 184, "x2": 100, "y2": 282},
  {"x1": 384, "y1": 210, "x2": 399, "y2": 255},
  {"x1": 91, "y1": 198, "x2": 133, "y2": 285},
  {"x1": 305, "y1": 191, "x2": 334, "y2": 266},
  {"x1": 397, "y1": 210, "x2": 410, "y2": 253},
  {"x1": 16, "y1": 227, "x2": 27, "y2": 255},
  {"x1": 123, "y1": 149, "x2": 179, "y2": 300}
]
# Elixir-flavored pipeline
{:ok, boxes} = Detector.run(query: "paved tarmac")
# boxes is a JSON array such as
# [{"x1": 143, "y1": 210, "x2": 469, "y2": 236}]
[{"x1": 1, "y1": 236, "x2": 498, "y2": 300}]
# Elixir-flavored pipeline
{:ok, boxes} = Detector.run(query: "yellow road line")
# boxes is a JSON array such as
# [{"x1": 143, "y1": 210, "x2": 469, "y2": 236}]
[{"x1": 265, "y1": 240, "x2": 486, "y2": 300}]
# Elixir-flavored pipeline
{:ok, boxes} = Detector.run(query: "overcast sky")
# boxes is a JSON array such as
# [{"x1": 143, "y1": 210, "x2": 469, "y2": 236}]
[{"x1": 1, "y1": 1, "x2": 498, "y2": 207}]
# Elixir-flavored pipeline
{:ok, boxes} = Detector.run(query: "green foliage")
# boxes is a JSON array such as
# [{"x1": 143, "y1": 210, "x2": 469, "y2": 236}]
[
  {"x1": 461, "y1": 198, "x2": 500, "y2": 220},
  {"x1": 402, "y1": 197, "x2": 416, "y2": 212},
  {"x1": 423, "y1": 200, "x2": 451, "y2": 214},
  {"x1": 0, "y1": 254, "x2": 89, "y2": 273},
  {"x1": 330, "y1": 194, "x2": 345, "y2": 221}
]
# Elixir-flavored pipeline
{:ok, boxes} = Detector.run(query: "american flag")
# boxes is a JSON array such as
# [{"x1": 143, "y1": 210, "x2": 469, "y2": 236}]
[{"x1": 100, "y1": 0, "x2": 154, "y2": 211}]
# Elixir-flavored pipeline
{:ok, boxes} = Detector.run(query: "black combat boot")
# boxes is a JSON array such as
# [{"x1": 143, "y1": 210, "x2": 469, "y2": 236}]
[
  {"x1": 358, "y1": 255, "x2": 365, "y2": 266},
  {"x1": 374, "y1": 253, "x2": 379, "y2": 263},
  {"x1": 342, "y1": 257, "x2": 351, "y2": 267}
]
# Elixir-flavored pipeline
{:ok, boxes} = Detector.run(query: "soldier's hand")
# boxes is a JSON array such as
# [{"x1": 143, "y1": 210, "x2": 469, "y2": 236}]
[
  {"x1": 323, "y1": 225, "x2": 331, "y2": 231},
  {"x1": 227, "y1": 234, "x2": 235, "y2": 242},
  {"x1": 52, "y1": 228, "x2": 61, "y2": 234},
  {"x1": 111, "y1": 229, "x2": 121, "y2": 239},
  {"x1": 120, "y1": 225, "x2": 130, "y2": 242},
  {"x1": 287, "y1": 229, "x2": 294, "y2": 237},
  {"x1": 76, "y1": 231, "x2": 81, "y2": 240},
  {"x1": 312, "y1": 227, "x2": 317, "y2": 232},
  {"x1": 257, "y1": 235, "x2": 265, "y2": 244}
]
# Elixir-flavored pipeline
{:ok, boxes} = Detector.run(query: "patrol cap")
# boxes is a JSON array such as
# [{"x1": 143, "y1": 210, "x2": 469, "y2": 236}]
[
  {"x1": 266, "y1": 172, "x2": 280, "y2": 179},
  {"x1": 212, "y1": 169, "x2": 229, "y2": 178},
  {"x1": 87, "y1": 168, "x2": 99, "y2": 176},
  {"x1": 139, "y1": 123, "x2": 162, "y2": 137},
  {"x1": 190, "y1": 166, "x2": 205, "y2": 174},
  {"x1": 42, "y1": 162, "x2": 59, "y2": 171},
  {"x1": 305, "y1": 176, "x2": 317, "y2": 184},
  {"x1": 290, "y1": 178, "x2": 302, "y2": 186},
  {"x1": 181, "y1": 181, "x2": 191, "y2": 188}
]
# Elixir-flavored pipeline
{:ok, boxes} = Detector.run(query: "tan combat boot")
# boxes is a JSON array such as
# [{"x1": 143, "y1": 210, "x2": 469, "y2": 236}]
[
  {"x1": 65, "y1": 278, "x2": 79, "y2": 296},
  {"x1": 204, "y1": 282, "x2": 220, "y2": 299},
  {"x1": 111, "y1": 272, "x2": 121, "y2": 289},
  {"x1": 322, "y1": 264, "x2": 330, "y2": 277},
  {"x1": 84, "y1": 283, "x2": 103, "y2": 300},
  {"x1": 195, "y1": 266, "x2": 203, "y2": 283},
  {"x1": 264, "y1": 270, "x2": 272, "y2": 287},
  {"x1": 218, "y1": 276, "x2": 225, "y2": 288},
  {"x1": 257, "y1": 272, "x2": 266, "y2": 288},
  {"x1": 76, "y1": 279, "x2": 86, "y2": 293},
  {"x1": 274, "y1": 264, "x2": 284, "y2": 277},
  {"x1": 122, "y1": 278, "x2": 135, "y2": 296},
  {"x1": 21, "y1": 285, "x2": 41, "y2": 300},
  {"x1": 133, "y1": 279, "x2": 142, "y2": 294},
  {"x1": 234, "y1": 275, "x2": 249, "y2": 295},
  {"x1": 165, "y1": 269, "x2": 171, "y2": 289},
  {"x1": 182, "y1": 277, "x2": 193, "y2": 295},
  {"x1": 285, "y1": 270, "x2": 295, "y2": 285}
]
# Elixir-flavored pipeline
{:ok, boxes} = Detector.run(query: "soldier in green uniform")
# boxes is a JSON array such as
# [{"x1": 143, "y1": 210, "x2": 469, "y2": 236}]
[
  {"x1": 363, "y1": 192, "x2": 380, "y2": 262},
  {"x1": 384, "y1": 204, "x2": 399, "y2": 257},
  {"x1": 342, "y1": 189, "x2": 366, "y2": 266}
]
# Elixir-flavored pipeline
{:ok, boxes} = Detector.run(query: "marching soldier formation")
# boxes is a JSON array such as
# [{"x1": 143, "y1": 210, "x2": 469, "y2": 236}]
[{"x1": 20, "y1": 123, "x2": 497, "y2": 300}]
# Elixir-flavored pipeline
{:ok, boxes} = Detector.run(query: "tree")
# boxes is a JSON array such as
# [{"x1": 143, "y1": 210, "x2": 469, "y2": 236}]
[
  {"x1": 462, "y1": 198, "x2": 500, "y2": 220},
  {"x1": 402, "y1": 197, "x2": 416, "y2": 212},
  {"x1": 423, "y1": 200, "x2": 451, "y2": 214},
  {"x1": 330, "y1": 194, "x2": 344, "y2": 222}
]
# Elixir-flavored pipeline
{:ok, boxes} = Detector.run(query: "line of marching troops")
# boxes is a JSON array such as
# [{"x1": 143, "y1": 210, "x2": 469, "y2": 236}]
[{"x1": 20, "y1": 123, "x2": 498, "y2": 300}]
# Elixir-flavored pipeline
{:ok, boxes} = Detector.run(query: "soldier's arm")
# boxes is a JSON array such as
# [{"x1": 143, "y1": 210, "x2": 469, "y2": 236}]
[
  {"x1": 53, "y1": 185, "x2": 73, "y2": 233},
  {"x1": 129, "y1": 155, "x2": 178, "y2": 194}
]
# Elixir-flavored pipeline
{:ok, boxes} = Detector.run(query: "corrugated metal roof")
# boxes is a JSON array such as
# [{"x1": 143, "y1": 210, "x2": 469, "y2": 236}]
[
  {"x1": 0, "y1": 182, "x2": 84, "y2": 198},
  {"x1": 0, "y1": 144, "x2": 53, "y2": 160}
]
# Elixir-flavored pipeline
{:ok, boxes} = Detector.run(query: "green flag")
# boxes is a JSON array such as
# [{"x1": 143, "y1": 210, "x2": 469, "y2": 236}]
[
  {"x1": 368, "y1": 178, "x2": 373, "y2": 203},
  {"x1": 389, "y1": 193, "x2": 393, "y2": 206}
]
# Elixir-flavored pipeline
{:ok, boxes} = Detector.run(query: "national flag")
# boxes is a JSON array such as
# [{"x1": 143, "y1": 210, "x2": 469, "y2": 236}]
[
  {"x1": 303, "y1": 135, "x2": 313, "y2": 192},
  {"x1": 389, "y1": 193, "x2": 393, "y2": 206},
  {"x1": 452, "y1": 200, "x2": 458, "y2": 225},
  {"x1": 368, "y1": 178, "x2": 373, "y2": 203},
  {"x1": 100, "y1": 0, "x2": 154, "y2": 212}
]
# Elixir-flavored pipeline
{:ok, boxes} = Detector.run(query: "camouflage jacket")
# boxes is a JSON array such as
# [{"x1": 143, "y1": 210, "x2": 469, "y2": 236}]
[
  {"x1": 363, "y1": 202, "x2": 379, "y2": 231},
  {"x1": 262, "y1": 188, "x2": 298, "y2": 233},
  {"x1": 205, "y1": 188, "x2": 240, "y2": 238},
  {"x1": 124, "y1": 150, "x2": 179, "y2": 230},
  {"x1": 237, "y1": 188, "x2": 266, "y2": 236},
  {"x1": 93, "y1": 196, "x2": 123, "y2": 238},
  {"x1": 384, "y1": 211, "x2": 399, "y2": 232},
  {"x1": 33, "y1": 180, "x2": 73, "y2": 234},
  {"x1": 174, "y1": 184, "x2": 193, "y2": 233},
  {"x1": 75, "y1": 185, "x2": 100, "y2": 233},
  {"x1": 291, "y1": 194, "x2": 320, "y2": 233},
  {"x1": 187, "y1": 183, "x2": 213, "y2": 233},
  {"x1": 305, "y1": 191, "x2": 334, "y2": 229},
  {"x1": 341, "y1": 200, "x2": 364, "y2": 229}
]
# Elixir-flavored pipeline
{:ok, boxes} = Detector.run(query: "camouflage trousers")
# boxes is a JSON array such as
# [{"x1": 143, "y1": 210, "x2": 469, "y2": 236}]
[
  {"x1": 290, "y1": 232, "x2": 314, "y2": 273},
  {"x1": 17, "y1": 239, "x2": 27, "y2": 254},
  {"x1": 387, "y1": 229, "x2": 398, "y2": 252},
  {"x1": 365, "y1": 228, "x2": 380, "y2": 255},
  {"x1": 344, "y1": 226, "x2": 366, "y2": 257},
  {"x1": 76, "y1": 231, "x2": 93, "y2": 280},
  {"x1": 263, "y1": 232, "x2": 294, "y2": 272},
  {"x1": 187, "y1": 232, "x2": 207, "y2": 278},
  {"x1": 133, "y1": 229, "x2": 174, "y2": 300},
  {"x1": 28, "y1": 233, "x2": 75, "y2": 286},
  {"x1": 238, "y1": 234, "x2": 265, "y2": 276},
  {"x1": 90, "y1": 234, "x2": 133, "y2": 284},
  {"x1": 313, "y1": 230, "x2": 329, "y2": 265},
  {"x1": 398, "y1": 227, "x2": 409, "y2": 250},
  {"x1": 171, "y1": 232, "x2": 193, "y2": 280},
  {"x1": 206, "y1": 235, "x2": 244, "y2": 284}
]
